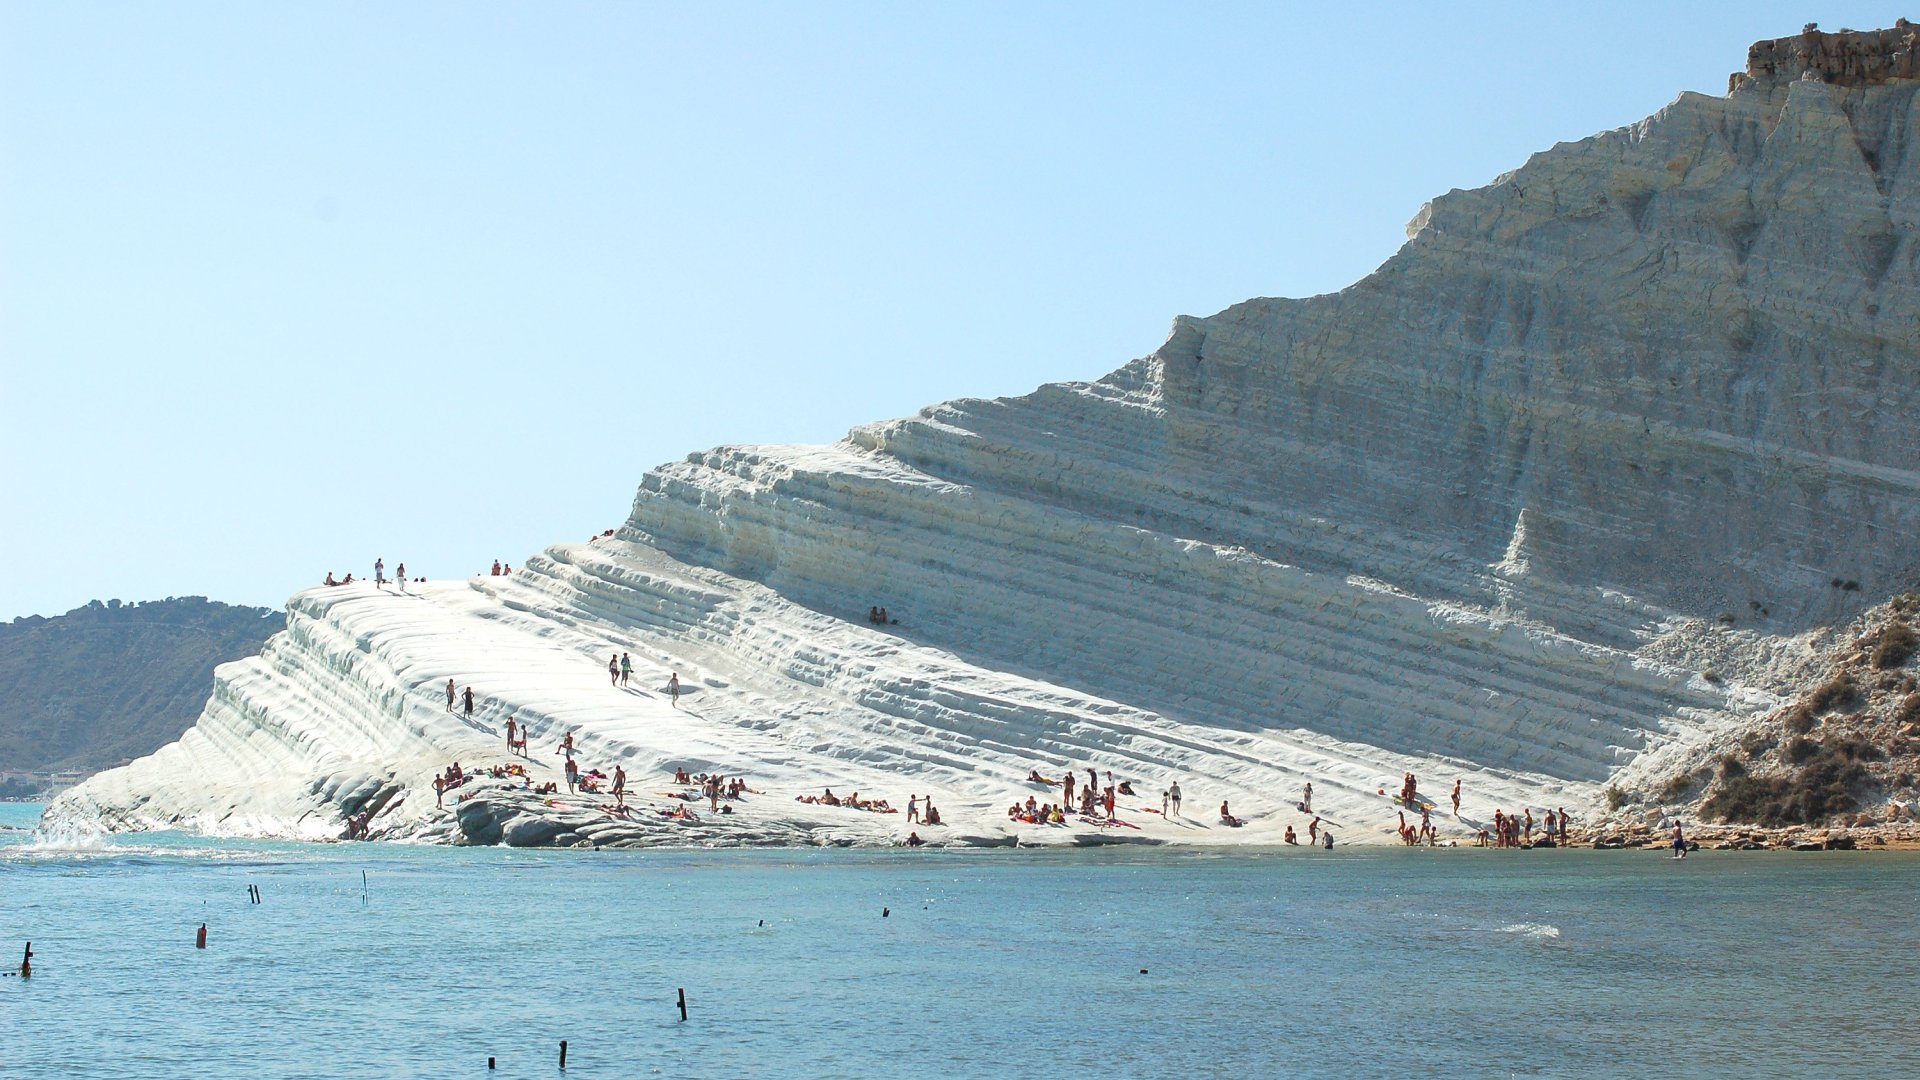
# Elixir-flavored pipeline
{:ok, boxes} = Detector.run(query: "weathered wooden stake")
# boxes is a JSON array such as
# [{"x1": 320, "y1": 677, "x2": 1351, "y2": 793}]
[
  {"x1": 19, "y1": 941, "x2": 31, "y2": 979},
  {"x1": 677, "y1": 987, "x2": 687, "y2": 1022},
  {"x1": 558, "y1": 1040, "x2": 567, "y2": 1069},
  {"x1": 487, "y1": 1056, "x2": 495, "y2": 1070},
  {"x1": 195, "y1": 924, "x2": 207, "y2": 949}
]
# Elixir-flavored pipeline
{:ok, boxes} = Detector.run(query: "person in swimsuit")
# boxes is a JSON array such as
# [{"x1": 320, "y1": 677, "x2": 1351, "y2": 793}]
[
  {"x1": 445, "y1": 679, "x2": 455, "y2": 713},
  {"x1": 669, "y1": 672, "x2": 680, "y2": 706},
  {"x1": 1672, "y1": 820, "x2": 1687, "y2": 858}
]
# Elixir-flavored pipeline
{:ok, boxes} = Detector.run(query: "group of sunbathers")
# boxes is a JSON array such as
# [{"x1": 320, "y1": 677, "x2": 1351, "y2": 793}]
[
  {"x1": 1007, "y1": 796, "x2": 1066, "y2": 824},
  {"x1": 796, "y1": 787, "x2": 895, "y2": 813},
  {"x1": 1481, "y1": 807, "x2": 1569, "y2": 848},
  {"x1": 322, "y1": 572, "x2": 355, "y2": 586},
  {"x1": 1397, "y1": 808, "x2": 1436, "y2": 845},
  {"x1": 665, "y1": 768, "x2": 752, "y2": 814},
  {"x1": 342, "y1": 810, "x2": 374, "y2": 839},
  {"x1": 866, "y1": 606, "x2": 897, "y2": 625},
  {"x1": 1015, "y1": 766, "x2": 1148, "y2": 825}
]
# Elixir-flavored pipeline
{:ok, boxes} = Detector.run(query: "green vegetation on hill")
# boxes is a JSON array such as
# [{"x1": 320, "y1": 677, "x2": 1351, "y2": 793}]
[{"x1": 0, "y1": 597, "x2": 283, "y2": 776}]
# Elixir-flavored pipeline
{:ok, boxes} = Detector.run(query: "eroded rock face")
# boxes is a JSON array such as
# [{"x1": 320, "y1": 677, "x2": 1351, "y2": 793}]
[
  {"x1": 46, "y1": 27, "x2": 1920, "y2": 846},
  {"x1": 1735, "y1": 22, "x2": 1920, "y2": 91}
]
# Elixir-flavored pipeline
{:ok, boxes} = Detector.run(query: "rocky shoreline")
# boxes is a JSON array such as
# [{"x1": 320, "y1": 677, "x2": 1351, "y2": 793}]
[{"x1": 1579, "y1": 822, "x2": 1920, "y2": 852}]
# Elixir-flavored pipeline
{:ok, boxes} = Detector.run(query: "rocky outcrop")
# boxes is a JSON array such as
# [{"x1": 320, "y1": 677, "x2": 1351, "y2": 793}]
[
  {"x1": 1637, "y1": 593, "x2": 1920, "y2": 830},
  {"x1": 1734, "y1": 21, "x2": 1920, "y2": 91},
  {"x1": 47, "y1": 26, "x2": 1920, "y2": 847}
]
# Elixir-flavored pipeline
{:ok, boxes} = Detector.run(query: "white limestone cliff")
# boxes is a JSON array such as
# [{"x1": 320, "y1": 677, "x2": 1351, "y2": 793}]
[{"x1": 49, "y1": 27, "x2": 1920, "y2": 846}]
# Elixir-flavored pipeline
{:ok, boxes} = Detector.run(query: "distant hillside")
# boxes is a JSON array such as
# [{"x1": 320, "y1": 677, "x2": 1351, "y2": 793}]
[{"x1": 0, "y1": 598, "x2": 282, "y2": 775}]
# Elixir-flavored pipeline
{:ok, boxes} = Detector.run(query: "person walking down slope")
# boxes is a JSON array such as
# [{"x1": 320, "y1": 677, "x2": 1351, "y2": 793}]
[
  {"x1": 620, "y1": 652, "x2": 632, "y2": 688},
  {"x1": 608, "y1": 654, "x2": 620, "y2": 687},
  {"x1": 445, "y1": 678, "x2": 456, "y2": 713}
]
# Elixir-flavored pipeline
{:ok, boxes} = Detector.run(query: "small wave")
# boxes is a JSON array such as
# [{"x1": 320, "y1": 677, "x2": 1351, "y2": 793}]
[
  {"x1": 24, "y1": 813, "x2": 111, "y2": 851},
  {"x1": 1, "y1": 813, "x2": 268, "y2": 864},
  {"x1": 1494, "y1": 922, "x2": 1561, "y2": 940}
]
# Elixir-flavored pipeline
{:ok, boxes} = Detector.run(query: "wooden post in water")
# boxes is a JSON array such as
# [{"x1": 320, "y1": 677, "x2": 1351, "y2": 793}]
[
  {"x1": 558, "y1": 1040, "x2": 567, "y2": 1069},
  {"x1": 677, "y1": 987, "x2": 687, "y2": 1022},
  {"x1": 487, "y1": 1057, "x2": 495, "y2": 1070},
  {"x1": 195, "y1": 924, "x2": 207, "y2": 949},
  {"x1": 19, "y1": 941, "x2": 31, "y2": 979}
]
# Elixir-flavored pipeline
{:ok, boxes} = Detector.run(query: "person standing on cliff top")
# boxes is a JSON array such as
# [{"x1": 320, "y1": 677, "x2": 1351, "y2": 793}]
[
  {"x1": 445, "y1": 678, "x2": 455, "y2": 713},
  {"x1": 620, "y1": 652, "x2": 632, "y2": 687},
  {"x1": 396, "y1": 562, "x2": 407, "y2": 593},
  {"x1": 375, "y1": 558, "x2": 385, "y2": 589},
  {"x1": 669, "y1": 672, "x2": 680, "y2": 707}
]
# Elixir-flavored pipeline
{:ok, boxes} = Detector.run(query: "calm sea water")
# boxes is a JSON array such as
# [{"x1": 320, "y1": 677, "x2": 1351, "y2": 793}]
[{"x1": 2, "y1": 802, "x2": 1917, "y2": 1079}]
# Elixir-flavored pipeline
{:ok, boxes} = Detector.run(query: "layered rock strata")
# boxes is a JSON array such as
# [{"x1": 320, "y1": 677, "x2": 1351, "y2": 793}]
[{"x1": 50, "y1": 27, "x2": 1920, "y2": 846}]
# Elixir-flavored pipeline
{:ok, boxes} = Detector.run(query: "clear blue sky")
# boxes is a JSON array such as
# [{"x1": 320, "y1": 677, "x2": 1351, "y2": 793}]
[{"x1": 0, "y1": 2, "x2": 1895, "y2": 619}]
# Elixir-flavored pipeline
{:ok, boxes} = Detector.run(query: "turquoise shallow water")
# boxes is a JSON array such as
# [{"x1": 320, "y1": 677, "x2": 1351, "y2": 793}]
[{"x1": 3, "y1": 802, "x2": 1918, "y2": 1079}]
